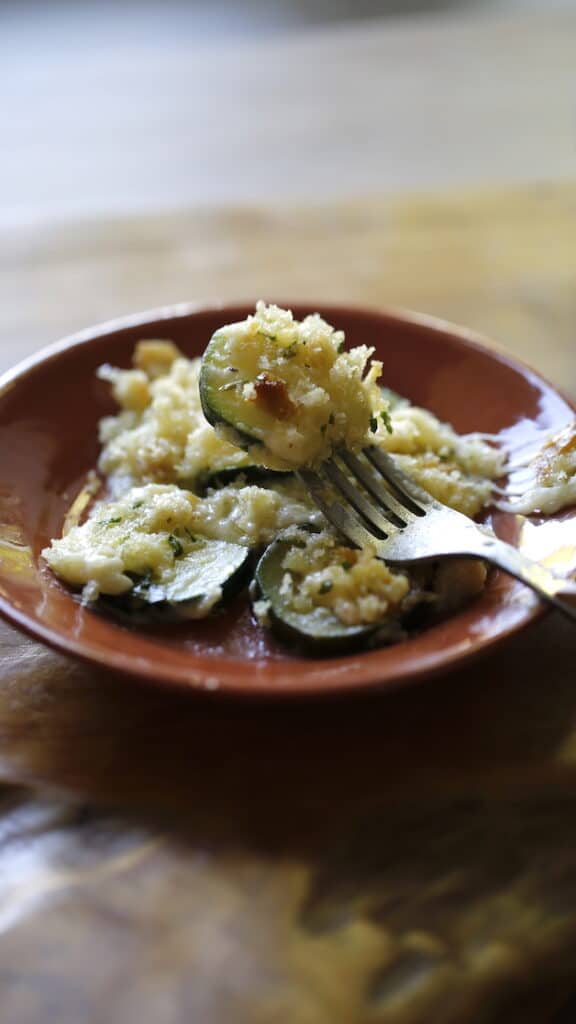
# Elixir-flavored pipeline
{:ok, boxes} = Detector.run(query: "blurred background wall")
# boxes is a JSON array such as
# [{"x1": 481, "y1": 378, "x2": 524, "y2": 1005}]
[{"x1": 2, "y1": 0, "x2": 574, "y2": 221}]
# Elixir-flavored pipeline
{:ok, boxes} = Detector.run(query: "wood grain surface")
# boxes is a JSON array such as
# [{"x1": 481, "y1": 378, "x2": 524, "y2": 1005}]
[{"x1": 1, "y1": 183, "x2": 576, "y2": 1022}]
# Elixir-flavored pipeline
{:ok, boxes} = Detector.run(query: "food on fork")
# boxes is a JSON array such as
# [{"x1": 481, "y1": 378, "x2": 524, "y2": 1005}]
[
  {"x1": 44, "y1": 302, "x2": 528, "y2": 652},
  {"x1": 199, "y1": 301, "x2": 387, "y2": 470}
]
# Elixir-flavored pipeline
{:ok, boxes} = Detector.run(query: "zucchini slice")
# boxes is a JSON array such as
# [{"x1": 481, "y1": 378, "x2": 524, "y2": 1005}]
[
  {"x1": 43, "y1": 484, "x2": 254, "y2": 621},
  {"x1": 105, "y1": 538, "x2": 251, "y2": 621},
  {"x1": 199, "y1": 302, "x2": 386, "y2": 470},
  {"x1": 253, "y1": 534, "x2": 382, "y2": 652},
  {"x1": 197, "y1": 464, "x2": 292, "y2": 493}
]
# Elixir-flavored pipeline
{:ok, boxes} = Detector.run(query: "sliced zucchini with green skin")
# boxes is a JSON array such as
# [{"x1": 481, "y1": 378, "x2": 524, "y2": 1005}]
[
  {"x1": 199, "y1": 304, "x2": 387, "y2": 470},
  {"x1": 253, "y1": 536, "x2": 377, "y2": 652},
  {"x1": 197, "y1": 464, "x2": 292, "y2": 493},
  {"x1": 199, "y1": 333, "x2": 273, "y2": 463},
  {"x1": 103, "y1": 538, "x2": 252, "y2": 621}
]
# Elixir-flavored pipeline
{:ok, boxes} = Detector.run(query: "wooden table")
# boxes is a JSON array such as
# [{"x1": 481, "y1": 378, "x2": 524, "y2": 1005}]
[{"x1": 1, "y1": 183, "x2": 576, "y2": 1022}]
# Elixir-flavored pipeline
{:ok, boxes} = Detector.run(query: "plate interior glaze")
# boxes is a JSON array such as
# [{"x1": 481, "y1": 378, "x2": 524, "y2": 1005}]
[{"x1": 0, "y1": 302, "x2": 574, "y2": 697}]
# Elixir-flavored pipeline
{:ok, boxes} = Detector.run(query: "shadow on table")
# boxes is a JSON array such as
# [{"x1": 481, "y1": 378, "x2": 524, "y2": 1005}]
[
  {"x1": 1, "y1": 611, "x2": 576, "y2": 843},
  {"x1": 1, "y1": 610, "x2": 576, "y2": 1020}
]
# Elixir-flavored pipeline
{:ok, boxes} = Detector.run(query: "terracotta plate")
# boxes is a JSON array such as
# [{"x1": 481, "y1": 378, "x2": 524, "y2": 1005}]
[{"x1": 0, "y1": 302, "x2": 574, "y2": 698}]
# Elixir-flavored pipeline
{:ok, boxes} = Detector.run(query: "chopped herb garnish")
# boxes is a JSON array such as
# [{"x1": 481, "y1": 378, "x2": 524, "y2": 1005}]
[
  {"x1": 262, "y1": 333, "x2": 277, "y2": 342},
  {"x1": 369, "y1": 416, "x2": 378, "y2": 434},
  {"x1": 131, "y1": 501, "x2": 145, "y2": 510},
  {"x1": 341, "y1": 560, "x2": 353, "y2": 571},
  {"x1": 380, "y1": 409, "x2": 393, "y2": 434},
  {"x1": 337, "y1": 339, "x2": 345, "y2": 353},
  {"x1": 98, "y1": 516, "x2": 123, "y2": 526},
  {"x1": 168, "y1": 534, "x2": 184, "y2": 557},
  {"x1": 281, "y1": 341, "x2": 298, "y2": 359},
  {"x1": 319, "y1": 581, "x2": 333, "y2": 594},
  {"x1": 227, "y1": 366, "x2": 239, "y2": 373}
]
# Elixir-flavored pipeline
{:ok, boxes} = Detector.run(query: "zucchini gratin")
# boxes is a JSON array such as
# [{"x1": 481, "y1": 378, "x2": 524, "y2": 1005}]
[{"x1": 43, "y1": 302, "x2": 572, "y2": 652}]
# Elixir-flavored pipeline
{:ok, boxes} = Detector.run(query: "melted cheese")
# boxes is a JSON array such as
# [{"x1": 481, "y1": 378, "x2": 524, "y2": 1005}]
[
  {"x1": 503, "y1": 422, "x2": 576, "y2": 515},
  {"x1": 43, "y1": 479, "x2": 320, "y2": 597},
  {"x1": 280, "y1": 531, "x2": 410, "y2": 626},
  {"x1": 43, "y1": 485, "x2": 201, "y2": 597}
]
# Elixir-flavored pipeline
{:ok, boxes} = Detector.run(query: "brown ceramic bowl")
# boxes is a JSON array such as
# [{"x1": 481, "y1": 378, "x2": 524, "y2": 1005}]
[{"x1": 0, "y1": 302, "x2": 574, "y2": 698}]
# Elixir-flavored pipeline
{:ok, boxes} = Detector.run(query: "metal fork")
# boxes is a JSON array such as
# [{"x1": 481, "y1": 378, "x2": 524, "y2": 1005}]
[{"x1": 297, "y1": 446, "x2": 576, "y2": 624}]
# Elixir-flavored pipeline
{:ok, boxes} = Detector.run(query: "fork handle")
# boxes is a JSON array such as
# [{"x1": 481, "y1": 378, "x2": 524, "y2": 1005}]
[{"x1": 478, "y1": 535, "x2": 576, "y2": 624}]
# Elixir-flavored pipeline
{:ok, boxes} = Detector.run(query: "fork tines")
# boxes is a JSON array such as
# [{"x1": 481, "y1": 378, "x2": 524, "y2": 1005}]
[{"x1": 297, "y1": 446, "x2": 430, "y2": 548}]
